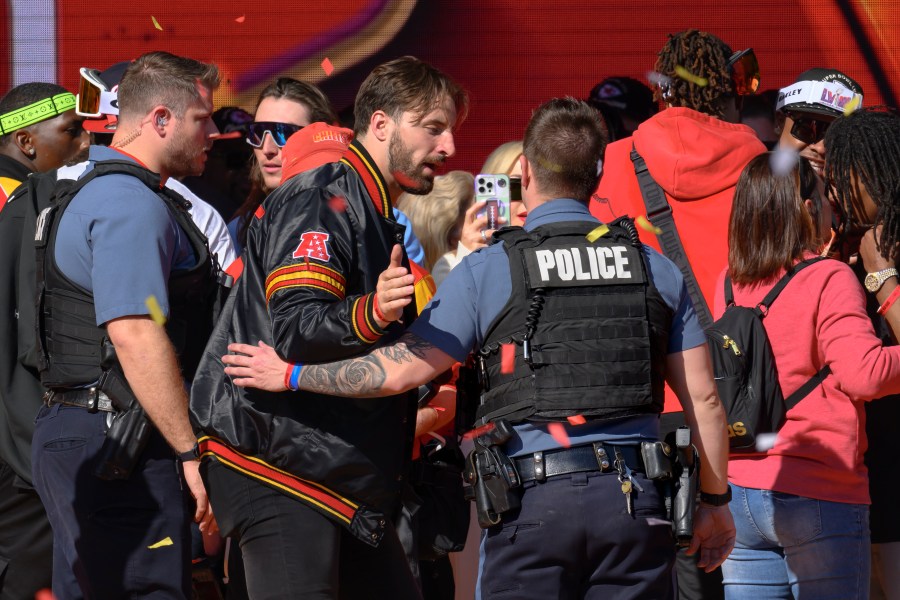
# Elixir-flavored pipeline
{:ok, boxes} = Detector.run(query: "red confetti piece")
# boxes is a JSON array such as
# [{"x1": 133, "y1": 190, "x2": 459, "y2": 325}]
[
  {"x1": 151, "y1": 16, "x2": 163, "y2": 30},
  {"x1": 235, "y1": 15, "x2": 246, "y2": 23},
  {"x1": 391, "y1": 169, "x2": 419, "y2": 190},
  {"x1": 547, "y1": 422, "x2": 571, "y2": 448},
  {"x1": 462, "y1": 422, "x2": 496, "y2": 440},
  {"x1": 327, "y1": 195, "x2": 348, "y2": 213},
  {"x1": 500, "y1": 343, "x2": 515, "y2": 374},
  {"x1": 432, "y1": 406, "x2": 446, "y2": 412},
  {"x1": 567, "y1": 414, "x2": 587, "y2": 426},
  {"x1": 35, "y1": 590, "x2": 55, "y2": 600},
  {"x1": 321, "y1": 58, "x2": 335, "y2": 76}
]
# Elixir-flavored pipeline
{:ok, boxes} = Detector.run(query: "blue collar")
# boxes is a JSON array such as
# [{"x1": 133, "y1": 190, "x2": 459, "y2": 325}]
[{"x1": 525, "y1": 198, "x2": 594, "y2": 231}]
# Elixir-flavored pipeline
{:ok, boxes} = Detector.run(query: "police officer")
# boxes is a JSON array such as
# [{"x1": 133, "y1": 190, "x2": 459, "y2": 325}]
[
  {"x1": 30, "y1": 52, "x2": 219, "y2": 599},
  {"x1": 223, "y1": 97, "x2": 735, "y2": 599}
]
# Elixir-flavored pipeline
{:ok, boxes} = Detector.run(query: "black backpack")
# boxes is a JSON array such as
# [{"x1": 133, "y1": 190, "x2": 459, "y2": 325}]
[{"x1": 706, "y1": 257, "x2": 831, "y2": 452}]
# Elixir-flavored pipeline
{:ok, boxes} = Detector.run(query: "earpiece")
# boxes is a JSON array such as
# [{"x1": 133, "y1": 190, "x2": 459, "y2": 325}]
[{"x1": 157, "y1": 117, "x2": 168, "y2": 127}]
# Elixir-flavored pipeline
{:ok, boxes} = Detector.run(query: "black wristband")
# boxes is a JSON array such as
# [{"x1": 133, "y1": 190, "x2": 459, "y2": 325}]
[
  {"x1": 177, "y1": 442, "x2": 200, "y2": 462},
  {"x1": 699, "y1": 485, "x2": 732, "y2": 506}
]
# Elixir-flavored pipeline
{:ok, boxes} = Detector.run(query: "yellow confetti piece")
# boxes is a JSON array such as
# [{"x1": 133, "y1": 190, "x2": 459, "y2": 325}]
[
  {"x1": 843, "y1": 95, "x2": 861, "y2": 116},
  {"x1": 537, "y1": 156, "x2": 563, "y2": 173},
  {"x1": 674, "y1": 65, "x2": 708, "y2": 87},
  {"x1": 586, "y1": 224, "x2": 609, "y2": 242},
  {"x1": 636, "y1": 215, "x2": 663, "y2": 235},
  {"x1": 151, "y1": 16, "x2": 163, "y2": 31},
  {"x1": 147, "y1": 536, "x2": 173, "y2": 549},
  {"x1": 145, "y1": 295, "x2": 166, "y2": 326}
]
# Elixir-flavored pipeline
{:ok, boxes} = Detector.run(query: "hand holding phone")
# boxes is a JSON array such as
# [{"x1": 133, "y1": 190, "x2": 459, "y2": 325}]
[{"x1": 475, "y1": 174, "x2": 511, "y2": 231}]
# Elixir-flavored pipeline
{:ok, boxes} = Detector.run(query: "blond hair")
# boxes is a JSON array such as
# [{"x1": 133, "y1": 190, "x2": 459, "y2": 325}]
[
  {"x1": 480, "y1": 141, "x2": 523, "y2": 175},
  {"x1": 396, "y1": 171, "x2": 474, "y2": 270}
]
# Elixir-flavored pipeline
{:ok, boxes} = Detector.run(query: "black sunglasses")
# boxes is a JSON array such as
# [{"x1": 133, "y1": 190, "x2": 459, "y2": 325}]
[
  {"x1": 245, "y1": 122, "x2": 303, "y2": 148},
  {"x1": 789, "y1": 115, "x2": 832, "y2": 145}
]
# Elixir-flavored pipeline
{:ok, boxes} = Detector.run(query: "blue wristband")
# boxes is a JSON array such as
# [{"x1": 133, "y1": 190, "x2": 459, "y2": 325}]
[{"x1": 288, "y1": 363, "x2": 303, "y2": 391}]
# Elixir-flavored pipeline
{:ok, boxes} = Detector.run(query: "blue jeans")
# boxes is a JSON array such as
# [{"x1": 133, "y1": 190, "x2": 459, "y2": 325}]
[{"x1": 721, "y1": 484, "x2": 870, "y2": 600}]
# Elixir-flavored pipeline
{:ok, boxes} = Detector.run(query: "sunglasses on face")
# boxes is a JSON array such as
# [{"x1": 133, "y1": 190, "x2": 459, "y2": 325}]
[
  {"x1": 789, "y1": 115, "x2": 833, "y2": 145},
  {"x1": 726, "y1": 48, "x2": 761, "y2": 96},
  {"x1": 245, "y1": 122, "x2": 303, "y2": 148}
]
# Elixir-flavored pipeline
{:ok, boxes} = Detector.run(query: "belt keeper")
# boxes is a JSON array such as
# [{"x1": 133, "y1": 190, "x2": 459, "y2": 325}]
[
  {"x1": 533, "y1": 451, "x2": 545, "y2": 482},
  {"x1": 593, "y1": 443, "x2": 611, "y2": 471},
  {"x1": 86, "y1": 387, "x2": 99, "y2": 413}
]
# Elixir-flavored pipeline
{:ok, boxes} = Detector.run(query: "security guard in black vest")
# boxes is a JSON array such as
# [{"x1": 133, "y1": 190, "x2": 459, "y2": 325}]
[{"x1": 222, "y1": 98, "x2": 735, "y2": 599}]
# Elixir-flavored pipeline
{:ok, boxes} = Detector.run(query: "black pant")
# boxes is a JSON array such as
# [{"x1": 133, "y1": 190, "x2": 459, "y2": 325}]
[
  {"x1": 203, "y1": 458, "x2": 422, "y2": 600},
  {"x1": 0, "y1": 459, "x2": 52, "y2": 599}
]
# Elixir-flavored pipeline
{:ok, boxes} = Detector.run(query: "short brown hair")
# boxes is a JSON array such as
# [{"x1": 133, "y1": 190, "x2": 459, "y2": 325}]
[
  {"x1": 523, "y1": 97, "x2": 607, "y2": 202},
  {"x1": 353, "y1": 56, "x2": 468, "y2": 136},
  {"x1": 117, "y1": 51, "x2": 220, "y2": 120},
  {"x1": 729, "y1": 154, "x2": 821, "y2": 285},
  {"x1": 255, "y1": 78, "x2": 336, "y2": 124}
]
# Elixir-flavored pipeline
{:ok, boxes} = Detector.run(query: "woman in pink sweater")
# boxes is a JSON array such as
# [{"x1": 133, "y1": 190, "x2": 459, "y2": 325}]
[{"x1": 715, "y1": 154, "x2": 900, "y2": 600}]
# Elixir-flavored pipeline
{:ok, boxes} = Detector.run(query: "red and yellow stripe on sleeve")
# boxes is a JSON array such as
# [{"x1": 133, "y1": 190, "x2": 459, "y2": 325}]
[
  {"x1": 266, "y1": 262, "x2": 346, "y2": 303},
  {"x1": 351, "y1": 292, "x2": 386, "y2": 344}
]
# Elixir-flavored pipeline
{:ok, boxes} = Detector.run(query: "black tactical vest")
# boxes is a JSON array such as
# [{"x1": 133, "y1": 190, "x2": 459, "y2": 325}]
[
  {"x1": 475, "y1": 219, "x2": 671, "y2": 424},
  {"x1": 34, "y1": 160, "x2": 219, "y2": 389}
]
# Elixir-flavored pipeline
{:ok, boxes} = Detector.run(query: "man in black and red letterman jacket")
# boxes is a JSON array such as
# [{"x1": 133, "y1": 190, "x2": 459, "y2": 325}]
[{"x1": 190, "y1": 56, "x2": 467, "y2": 599}]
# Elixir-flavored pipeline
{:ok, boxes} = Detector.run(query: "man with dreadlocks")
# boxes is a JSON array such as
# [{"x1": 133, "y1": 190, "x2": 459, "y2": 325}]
[
  {"x1": 591, "y1": 29, "x2": 764, "y2": 599},
  {"x1": 826, "y1": 108, "x2": 900, "y2": 600}
]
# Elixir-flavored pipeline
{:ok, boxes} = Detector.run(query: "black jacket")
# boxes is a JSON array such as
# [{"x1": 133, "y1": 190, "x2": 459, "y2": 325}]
[
  {"x1": 0, "y1": 157, "x2": 44, "y2": 485},
  {"x1": 190, "y1": 141, "x2": 418, "y2": 547}
]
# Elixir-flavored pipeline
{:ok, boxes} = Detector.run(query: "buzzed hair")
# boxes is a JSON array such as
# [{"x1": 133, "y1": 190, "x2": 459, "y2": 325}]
[
  {"x1": 353, "y1": 56, "x2": 468, "y2": 136},
  {"x1": 523, "y1": 97, "x2": 608, "y2": 202},
  {"x1": 0, "y1": 82, "x2": 71, "y2": 146},
  {"x1": 117, "y1": 51, "x2": 220, "y2": 121}
]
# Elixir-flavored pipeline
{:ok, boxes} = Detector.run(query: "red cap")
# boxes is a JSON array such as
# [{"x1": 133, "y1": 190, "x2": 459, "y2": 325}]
[
  {"x1": 280, "y1": 122, "x2": 353, "y2": 184},
  {"x1": 83, "y1": 114, "x2": 118, "y2": 134}
]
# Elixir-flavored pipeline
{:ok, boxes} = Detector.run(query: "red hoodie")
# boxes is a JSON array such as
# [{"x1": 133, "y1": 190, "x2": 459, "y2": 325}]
[{"x1": 592, "y1": 107, "x2": 765, "y2": 412}]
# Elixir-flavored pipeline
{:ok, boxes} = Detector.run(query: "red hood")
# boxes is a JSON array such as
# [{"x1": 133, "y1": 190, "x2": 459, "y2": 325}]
[{"x1": 632, "y1": 107, "x2": 766, "y2": 201}]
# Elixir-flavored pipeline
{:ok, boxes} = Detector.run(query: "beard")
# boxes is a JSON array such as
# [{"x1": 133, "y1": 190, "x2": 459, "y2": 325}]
[
  {"x1": 388, "y1": 130, "x2": 440, "y2": 195},
  {"x1": 166, "y1": 123, "x2": 208, "y2": 178}
]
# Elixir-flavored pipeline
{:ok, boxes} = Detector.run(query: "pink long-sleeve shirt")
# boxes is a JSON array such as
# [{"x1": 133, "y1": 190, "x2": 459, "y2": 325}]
[{"x1": 714, "y1": 255, "x2": 900, "y2": 504}]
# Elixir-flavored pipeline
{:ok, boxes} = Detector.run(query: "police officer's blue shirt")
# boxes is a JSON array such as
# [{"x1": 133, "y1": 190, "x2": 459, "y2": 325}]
[
  {"x1": 54, "y1": 145, "x2": 195, "y2": 326},
  {"x1": 409, "y1": 198, "x2": 705, "y2": 457}
]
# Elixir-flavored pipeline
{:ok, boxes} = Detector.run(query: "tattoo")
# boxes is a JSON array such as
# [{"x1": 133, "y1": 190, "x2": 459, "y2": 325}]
[
  {"x1": 297, "y1": 355, "x2": 386, "y2": 397},
  {"x1": 377, "y1": 333, "x2": 435, "y2": 364}
]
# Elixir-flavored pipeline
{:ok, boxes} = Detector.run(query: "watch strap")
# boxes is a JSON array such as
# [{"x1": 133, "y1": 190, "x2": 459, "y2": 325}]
[
  {"x1": 178, "y1": 442, "x2": 200, "y2": 462},
  {"x1": 699, "y1": 485, "x2": 732, "y2": 506}
]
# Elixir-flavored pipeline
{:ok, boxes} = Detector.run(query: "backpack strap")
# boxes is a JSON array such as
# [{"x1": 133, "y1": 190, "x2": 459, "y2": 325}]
[
  {"x1": 757, "y1": 257, "x2": 828, "y2": 315},
  {"x1": 631, "y1": 146, "x2": 713, "y2": 330},
  {"x1": 756, "y1": 255, "x2": 831, "y2": 411},
  {"x1": 724, "y1": 275, "x2": 735, "y2": 306}
]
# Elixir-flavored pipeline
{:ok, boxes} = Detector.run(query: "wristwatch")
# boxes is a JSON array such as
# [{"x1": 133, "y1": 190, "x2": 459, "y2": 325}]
[
  {"x1": 699, "y1": 486, "x2": 732, "y2": 506},
  {"x1": 177, "y1": 442, "x2": 201, "y2": 462},
  {"x1": 864, "y1": 268, "x2": 898, "y2": 293}
]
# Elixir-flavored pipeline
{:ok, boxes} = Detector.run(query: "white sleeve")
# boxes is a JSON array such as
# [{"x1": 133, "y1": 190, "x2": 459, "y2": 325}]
[{"x1": 165, "y1": 178, "x2": 238, "y2": 271}]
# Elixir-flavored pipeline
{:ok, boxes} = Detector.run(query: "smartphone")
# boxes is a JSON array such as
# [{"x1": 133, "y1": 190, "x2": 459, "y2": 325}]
[{"x1": 475, "y1": 174, "x2": 511, "y2": 230}]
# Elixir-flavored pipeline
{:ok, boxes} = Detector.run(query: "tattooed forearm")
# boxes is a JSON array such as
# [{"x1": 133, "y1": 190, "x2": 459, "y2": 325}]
[
  {"x1": 377, "y1": 333, "x2": 436, "y2": 364},
  {"x1": 297, "y1": 355, "x2": 387, "y2": 397}
]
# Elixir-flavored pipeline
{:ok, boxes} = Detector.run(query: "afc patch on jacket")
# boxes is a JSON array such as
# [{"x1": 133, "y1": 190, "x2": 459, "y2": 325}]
[{"x1": 293, "y1": 230, "x2": 331, "y2": 262}]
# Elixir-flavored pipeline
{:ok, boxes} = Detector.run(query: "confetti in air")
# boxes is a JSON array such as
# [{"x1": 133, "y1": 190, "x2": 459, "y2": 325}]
[
  {"x1": 755, "y1": 433, "x2": 778, "y2": 452},
  {"x1": 548, "y1": 422, "x2": 571, "y2": 448},
  {"x1": 674, "y1": 65, "x2": 708, "y2": 87},
  {"x1": 235, "y1": 15, "x2": 246, "y2": 23},
  {"x1": 462, "y1": 422, "x2": 496, "y2": 440},
  {"x1": 636, "y1": 215, "x2": 662, "y2": 235},
  {"x1": 843, "y1": 95, "x2": 862, "y2": 116},
  {"x1": 770, "y1": 148, "x2": 800, "y2": 177},
  {"x1": 327, "y1": 196, "x2": 348, "y2": 213},
  {"x1": 500, "y1": 343, "x2": 515, "y2": 374},
  {"x1": 537, "y1": 156, "x2": 563, "y2": 173},
  {"x1": 145, "y1": 295, "x2": 166, "y2": 326},
  {"x1": 147, "y1": 536, "x2": 174, "y2": 549},
  {"x1": 35, "y1": 590, "x2": 55, "y2": 600},
  {"x1": 151, "y1": 16, "x2": 163, "y2": 30},
  {"x1": 586, "y1": 224, "x2": 609, "y2": 242},
  {"x1": 321, "y1": 58, "x2": 335, "y2": 76},
  {"x1": 567, "y1": 414, "x2": 587, "y2": 426},
  {"x1": 596, "y1": 158, "x2": 604, "y2": 176}
]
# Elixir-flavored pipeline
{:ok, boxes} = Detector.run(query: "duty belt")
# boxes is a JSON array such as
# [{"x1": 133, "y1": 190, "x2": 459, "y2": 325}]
[
  {"x1": 44, "y1": 388, "x2": 115, "y2": 413},
  {"x1": 513, "y1": 443, "x2": 644, "y2": 483}
]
